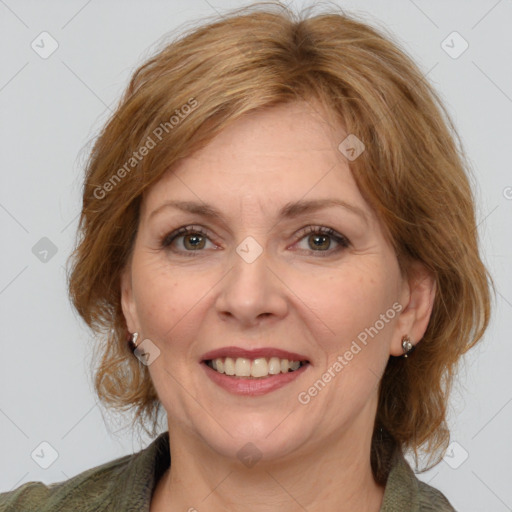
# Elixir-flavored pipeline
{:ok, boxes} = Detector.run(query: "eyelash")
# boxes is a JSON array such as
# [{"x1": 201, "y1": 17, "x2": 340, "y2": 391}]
[{"x1": 159, "y1": 225, "x2": 350, "y2": 257}]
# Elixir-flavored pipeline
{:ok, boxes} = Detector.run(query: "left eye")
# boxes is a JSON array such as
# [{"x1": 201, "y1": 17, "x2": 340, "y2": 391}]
[{"x1": 294, "y1": 226, "x2": 350, "y2": 255}]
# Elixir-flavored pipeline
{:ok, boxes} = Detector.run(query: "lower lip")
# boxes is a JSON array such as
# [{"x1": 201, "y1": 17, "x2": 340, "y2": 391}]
[{"x1": 201, "y1": 362, "x2": 310, "y2": 396}]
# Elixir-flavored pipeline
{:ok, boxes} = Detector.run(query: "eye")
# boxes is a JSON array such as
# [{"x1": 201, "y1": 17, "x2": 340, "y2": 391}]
[
  {"x1": 160, "y1": 225, "x2": 350, "y2": 257},
  {"x1": 160, "y1": 225, "x2": 216, "y2": 254},
  {"x1": 294, "y1": 226, "x2": 350, "y2": 256}
]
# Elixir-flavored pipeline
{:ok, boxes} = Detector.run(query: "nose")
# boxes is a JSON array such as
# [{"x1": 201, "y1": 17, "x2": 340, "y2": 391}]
[{"x1": 215, "y1": 244, "x2": 289, "y2": 327}]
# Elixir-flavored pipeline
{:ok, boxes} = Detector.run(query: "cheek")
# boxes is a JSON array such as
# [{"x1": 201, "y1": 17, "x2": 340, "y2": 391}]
[
  {"x1": 130, "y1": 254, "x2": 218, "y2": 342},
  {"x1": 291, "y1": 259, "x2": 399, "y2": 356}
]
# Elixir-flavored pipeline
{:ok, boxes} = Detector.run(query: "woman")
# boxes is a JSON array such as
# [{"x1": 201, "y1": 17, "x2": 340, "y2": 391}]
[{"x1": 0, "y1": 2, "x2": 492, "y2": 510}]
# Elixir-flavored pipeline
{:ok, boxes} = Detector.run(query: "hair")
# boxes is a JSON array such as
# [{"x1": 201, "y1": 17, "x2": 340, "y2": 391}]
[{"x1": 67, "y1": 1, "x2": 493, "y2": 484}]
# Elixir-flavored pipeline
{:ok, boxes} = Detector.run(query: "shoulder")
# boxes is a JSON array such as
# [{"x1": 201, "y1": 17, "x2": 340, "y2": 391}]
[
  {"x1": 381, "y1": 449, "x2": 457, "y2": 512},
  {"x1": 417, "y1": 480, "x2": 457, "y2": 511},
  {"x1": 0, "y1": 431, "x2": 170, "y2": 512},
  {"x1": 0, "y1": 452, "x2": 133, "y2": 512}
]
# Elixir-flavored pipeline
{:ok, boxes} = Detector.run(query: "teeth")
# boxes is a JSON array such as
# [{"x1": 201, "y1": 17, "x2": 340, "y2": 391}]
[
  {"x1": 224, "y1": 357, "x2": 235, "y2": 376},
  {"x1": 268, "y1": 357, "x2": 281, "y2": 375},
  {"x1": 251, "y1": 358, "x2": 268, "y2": 378},
  {"x1": 207, "y1": 356, "x2": 306, "y2": 378},
  {"x1": 235, "y1": 357, "x2": 251, "y2": 377}
]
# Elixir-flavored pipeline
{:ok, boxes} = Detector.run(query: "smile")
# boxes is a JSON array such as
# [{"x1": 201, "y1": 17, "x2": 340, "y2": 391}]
[
  {"x1": 200, "y1": 346, "x2": 311, "y2": 395},
  {"x1": 205, "y1": 356, "x2": 307, "y2": 378}
]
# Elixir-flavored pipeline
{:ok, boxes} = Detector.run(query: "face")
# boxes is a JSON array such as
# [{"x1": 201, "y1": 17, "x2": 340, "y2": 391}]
[{"x1": 121, "y1": 100, "x2": 421, "y2": 464}]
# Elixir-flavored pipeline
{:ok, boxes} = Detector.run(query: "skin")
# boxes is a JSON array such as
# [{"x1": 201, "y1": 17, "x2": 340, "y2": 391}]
[{"x1": 121, "y1": 100, "x2": 436, "y2": 512}]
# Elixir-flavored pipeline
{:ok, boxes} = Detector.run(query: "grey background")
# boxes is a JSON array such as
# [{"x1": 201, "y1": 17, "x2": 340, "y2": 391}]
[{"x1": 1, "y1": 1, "x2": 511, "y2": 510}]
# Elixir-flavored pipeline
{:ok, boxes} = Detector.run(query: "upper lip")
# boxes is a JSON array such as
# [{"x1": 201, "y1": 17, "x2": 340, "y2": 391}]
[{"x1": 201, "y1": 346, "x2": 309, "y2": 362}]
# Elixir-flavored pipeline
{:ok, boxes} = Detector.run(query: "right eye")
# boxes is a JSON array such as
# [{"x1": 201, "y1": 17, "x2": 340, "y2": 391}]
[{"x1": 160, "y1": 225, "x2": 217, "y2": 254}]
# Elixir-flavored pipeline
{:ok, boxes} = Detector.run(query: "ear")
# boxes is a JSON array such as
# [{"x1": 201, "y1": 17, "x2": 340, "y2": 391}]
[
  {"x1": 390, "y1": 260, "x2": 437, "y2": 356},
  {"x1": 120, "y1": 263, "x2": 139, "y2": 335}
]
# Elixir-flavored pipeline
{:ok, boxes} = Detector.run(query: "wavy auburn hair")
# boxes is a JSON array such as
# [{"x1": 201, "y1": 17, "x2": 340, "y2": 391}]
[{"x1": 67, "y1": 1, "x2": 493, "y2": 483}]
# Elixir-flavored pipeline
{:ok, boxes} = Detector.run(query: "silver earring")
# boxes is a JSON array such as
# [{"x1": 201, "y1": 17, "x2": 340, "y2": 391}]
[
  {"x1": 128, "y1": 332, "x2": 139, "y2": 352},
  {"x1": 401, "y1": 335, "x2": 415, "y2": 358}
]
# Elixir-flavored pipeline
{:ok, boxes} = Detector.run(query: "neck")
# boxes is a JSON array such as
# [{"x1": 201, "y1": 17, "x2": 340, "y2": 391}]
[{"x1": 152, "y1": 418, "x2": 385, "y2": 512}]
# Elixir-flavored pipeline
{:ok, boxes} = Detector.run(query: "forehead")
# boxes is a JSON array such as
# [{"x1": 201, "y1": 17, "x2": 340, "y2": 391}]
[
  {"x1": 142, "y1": 101, "x2": 368, "y2": 221},
  {"x1": 185, "y1": 100, "x2": 343, "y2": 166}
]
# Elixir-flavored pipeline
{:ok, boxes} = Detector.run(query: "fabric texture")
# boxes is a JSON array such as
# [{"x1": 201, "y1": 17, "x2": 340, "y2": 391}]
[{"x1": 0, "y1": 431, "x2": 456, "y2": 511}]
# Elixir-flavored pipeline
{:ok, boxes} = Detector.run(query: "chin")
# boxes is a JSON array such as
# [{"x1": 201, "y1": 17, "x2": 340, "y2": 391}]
[{"x1": 191, "y1": 411, "x2": 311, "y2": 464}]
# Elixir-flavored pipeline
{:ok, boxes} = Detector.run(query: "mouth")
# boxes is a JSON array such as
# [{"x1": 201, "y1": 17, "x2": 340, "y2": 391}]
[{"x1": 200, "y1": 346, "x2": 311, "y2": 395}]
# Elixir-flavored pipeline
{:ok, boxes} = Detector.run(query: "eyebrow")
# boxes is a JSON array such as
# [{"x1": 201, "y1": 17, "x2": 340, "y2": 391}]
[{"x1": 148, "y1": 198, "x2": 368, "y2": 225}]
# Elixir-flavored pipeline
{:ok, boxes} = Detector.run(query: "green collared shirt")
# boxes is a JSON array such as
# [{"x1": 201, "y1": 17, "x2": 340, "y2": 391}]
[{"x1": 0, "y1": 431, "x2": 455, "y2": 511}]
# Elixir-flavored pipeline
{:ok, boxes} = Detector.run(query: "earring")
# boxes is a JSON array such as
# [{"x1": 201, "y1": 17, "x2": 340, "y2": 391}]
[
  {"x1": 128, "y1": 332, "x2": 139, "y2": 352},
  {"x1": 401, "y1": 335, "x2": 415, "y2": 358}
]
